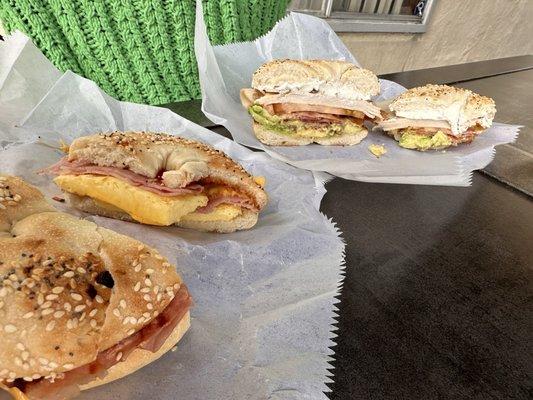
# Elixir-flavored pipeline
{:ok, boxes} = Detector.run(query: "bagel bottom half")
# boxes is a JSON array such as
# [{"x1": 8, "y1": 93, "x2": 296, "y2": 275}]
[
  {"x1": 252, "y1": 122, "x2": 368, "y2": 146},
  {"x1": 81, "y1": 311, "x2": 190, "y2": 390},
  {"x1": 65, "y1": 193, "x2": 259, "y2": 233},
  {"x1": 387, "y1": 130, "x2": 472, "y2": 151}
]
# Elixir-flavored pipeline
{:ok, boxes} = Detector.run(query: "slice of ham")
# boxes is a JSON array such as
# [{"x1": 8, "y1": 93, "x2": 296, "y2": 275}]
[
  {"x1": 196, "y1": 195, "x2": 255, "y2": 214},
  {"x1": 42, "y1": 158, "x2": 258, "y2": 214},
  {"x1": 23, "y1": 285, "x2": 192, "y2": 400},
  {"x1": 42, "y1": 158, "x2": 203, "y2": 197}
]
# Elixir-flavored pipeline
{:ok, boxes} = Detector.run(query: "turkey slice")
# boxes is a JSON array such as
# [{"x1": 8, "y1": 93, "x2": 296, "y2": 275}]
[
  {"x1": 377, "y1": 117, "x2": 452, "y2": 132},
  {"x1": 240, "y1": 89, "x2": 381, "y2": 119}
]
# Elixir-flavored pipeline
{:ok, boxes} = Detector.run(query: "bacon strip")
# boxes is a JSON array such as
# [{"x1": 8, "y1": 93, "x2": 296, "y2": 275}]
[
  {"x1": 42, "y1": 158, "x2": 203, "y2": 197},
  {"x1": 23, "y1": 285, "x2": 192, "y2": 400}
]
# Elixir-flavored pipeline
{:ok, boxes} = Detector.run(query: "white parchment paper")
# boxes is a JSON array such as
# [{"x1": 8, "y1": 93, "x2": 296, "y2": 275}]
[
  {"x1": 195, "y1": 9, "x2": 521, "y2": 186},
  {"x1": 0, "y1": 33, "x2": 345, "y2": 400}
]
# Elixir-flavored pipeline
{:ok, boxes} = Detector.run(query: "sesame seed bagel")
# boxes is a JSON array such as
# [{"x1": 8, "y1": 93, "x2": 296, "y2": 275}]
[
  {"x1": 0, "y1": 175, "x2": 191, "y2": 396},
  {"x1": 388, "y1": 84, "x2": 496, "y2": 135},
  {"x1": 68, "y1": 131, "x2": 267, "y2": 212},
  {"x1": 252, "y1": 59, "x2": 379, "y2": 101}
]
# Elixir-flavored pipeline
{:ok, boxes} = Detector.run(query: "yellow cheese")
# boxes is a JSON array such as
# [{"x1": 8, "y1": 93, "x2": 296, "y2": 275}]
[
  {"x1": 88, "y1": 197, "x2": 242, "y2": 223},
  {"x1": 254, "y1": 176, "x2": 266, "y2": 188},
  {"x1": 368, "y1": 144, "x2": 387, "y2": 158},
  {"x1": 54, "y1": 175, "x2": 208, "y2": 226},
  {"x1": 182, "y1": 204, "x2": 242, "y2": 222}
]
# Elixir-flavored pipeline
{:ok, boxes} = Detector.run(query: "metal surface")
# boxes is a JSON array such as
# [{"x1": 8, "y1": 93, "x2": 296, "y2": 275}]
[
  {"x1": 289, "y1": 0, "x2": 435, "y2": 32},
  {"x1": 455, "y1": 69, "x2": 533, "y2": 196},
  {"x1": 323, "y1": 173, "x2": 533, "y2": 400},
  {"x1": 381, "y1": 55, "x2": 533, "y2": 88},
  {"x1": 326, "y1": 12, "x2": 427, "y2": 33},
  {"x1": 159, "y1": 99, "x2": 215, "y2": 129}
]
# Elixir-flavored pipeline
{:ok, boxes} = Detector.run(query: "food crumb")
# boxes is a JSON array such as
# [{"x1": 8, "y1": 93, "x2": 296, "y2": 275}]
[
  {"x1": 253, "y1": 176, "x2": 266, "y2": 188},
  {"x1": 59, "y1": 140, "x2": 70, "y2": 153},
  {"x1": 52, "y1": 196, "x2": 65, "y2": 203},
  {"x1": 171, "y1": 346, "x2": 178, "y2": 352},
  {"x1": 369, "y1": 144, "x2": 387, "y2": 158}
]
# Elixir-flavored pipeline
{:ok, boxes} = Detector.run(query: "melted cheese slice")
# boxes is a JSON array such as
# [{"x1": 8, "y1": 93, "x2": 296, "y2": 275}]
[
  {"x1": 181, "y1": 204, "x2": 242, "y2": 222},
  {"x1": 54, "y1": 175, "x2": 245, "y2": 225},
  {"x1": 90, "y1": 197, "x2": 242, "y2": 223},
  {"x1": 54, "y1": 175, "x2": 208, "y2": 226}
]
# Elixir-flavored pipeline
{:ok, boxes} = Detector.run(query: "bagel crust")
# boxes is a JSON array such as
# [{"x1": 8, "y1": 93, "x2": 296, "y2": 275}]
[
  {"x1": 252, "y1": 59, "x2": 379, "y2": 101},
  {"x1": 0, "y1": 175, "x2": 191, "y2": 396},
  {"x1": 80, "y1": 311, "x2": 191, "y2": 391}
]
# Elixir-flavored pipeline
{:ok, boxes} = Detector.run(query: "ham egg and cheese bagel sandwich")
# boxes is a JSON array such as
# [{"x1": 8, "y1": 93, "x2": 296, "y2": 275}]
[
  {"x1": 43, "y1": 131, "x2": 267, "y2": 233},
  {"x1": 376, "y1": 84, "x2": 496, "y2": 151},
  {"x1": 240, "y1": 59, "x2": 382, "y2": 146},
  {"x1": 0, "y1": 175, "x2": 192, "y2": 400}
]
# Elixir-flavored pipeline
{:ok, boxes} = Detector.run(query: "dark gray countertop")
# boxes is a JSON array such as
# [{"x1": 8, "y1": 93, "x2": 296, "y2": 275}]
[
  {"x1": 162, "y1": 56, "x2": 533, "y2": 400},
  {"x1": 380, "y1": 55, "x2": 533, "y2": 87},
  {"x1": 323, "y1": 173, "x2": 532, "y2": 400},
  {"x1": 455, "y1": 69, "x2": 533, "y2": 196}
]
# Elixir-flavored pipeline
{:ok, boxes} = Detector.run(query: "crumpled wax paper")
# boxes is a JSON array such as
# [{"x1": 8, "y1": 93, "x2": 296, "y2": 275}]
[
  {"x1": 195, "y1": 8, "x2": 521, "y2": 186},
  {"x1": 0, "y1": 32, "x2": 345, "y2": 400}
]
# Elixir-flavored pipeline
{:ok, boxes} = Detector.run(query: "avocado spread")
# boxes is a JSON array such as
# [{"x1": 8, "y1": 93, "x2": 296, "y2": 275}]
[
  {"x1": 248, "y1": 105, "x2": 363, "y2": 138},
  {"x1": 398, "y1": 130, "x2": 452, "y2": 151}
]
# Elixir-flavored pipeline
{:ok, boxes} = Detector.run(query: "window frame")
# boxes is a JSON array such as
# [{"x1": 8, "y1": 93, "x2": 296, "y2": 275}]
[{"x1": 290, "y1": 0, "x2": 436, "y2": 33}]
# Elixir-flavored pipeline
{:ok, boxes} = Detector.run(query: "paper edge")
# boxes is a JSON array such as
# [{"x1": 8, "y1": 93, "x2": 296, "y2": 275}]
[
  {"x1": 321, "y1": 216, "x2": 346, "y2": 395},
  {"x1": 453, "y1": 124, "x2": 523, "y2": 186}
]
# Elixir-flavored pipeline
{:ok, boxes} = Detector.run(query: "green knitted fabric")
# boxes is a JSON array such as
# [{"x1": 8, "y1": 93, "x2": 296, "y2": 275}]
[{"x1": 0, "y1": 0, "x2": 289, "y2": 104}]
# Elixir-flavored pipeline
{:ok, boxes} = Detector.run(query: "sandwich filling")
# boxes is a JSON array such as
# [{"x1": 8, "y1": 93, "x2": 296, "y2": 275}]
[
  {"x1": 384, "y1": 124, "x2": 485, "y2": 151},
  {"x1": 242, "y1": 89, "x2": 381, "y2": 139},
  {"x1": 249, "y1": 104, "x2": 366, "y2": 138},
  {"x1": 7, "y1": 284, "x2": 192, "y2": 400},
  {"x1": 44, "y1": 158, "x2": 263, "y2": 226}
]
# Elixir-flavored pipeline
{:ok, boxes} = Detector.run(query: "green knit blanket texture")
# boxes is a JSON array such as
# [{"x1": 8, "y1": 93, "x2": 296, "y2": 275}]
[{"x1": 0, "y1": 0, "x2": 289, "y2": 105}]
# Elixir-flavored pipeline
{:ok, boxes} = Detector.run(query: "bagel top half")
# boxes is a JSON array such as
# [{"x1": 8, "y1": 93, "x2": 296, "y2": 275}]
[{"x1": 0, "y1": 175, "x2": 192, "y2": 399}]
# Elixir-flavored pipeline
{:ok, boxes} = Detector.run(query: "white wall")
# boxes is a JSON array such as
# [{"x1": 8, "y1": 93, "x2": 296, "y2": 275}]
[{"x1": 338, "y1": 0, "x2": 533, "y2": 74}]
